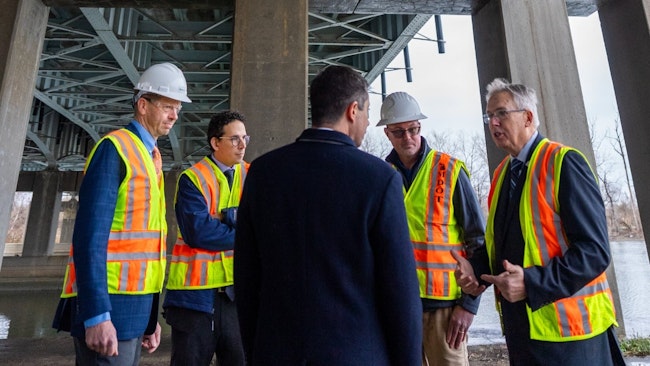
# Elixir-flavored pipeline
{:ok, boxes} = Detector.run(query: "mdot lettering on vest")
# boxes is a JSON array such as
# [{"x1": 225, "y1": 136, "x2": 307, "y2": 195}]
[{"x1": 434, "y1": 163, "x2": 447, "y2": 203}]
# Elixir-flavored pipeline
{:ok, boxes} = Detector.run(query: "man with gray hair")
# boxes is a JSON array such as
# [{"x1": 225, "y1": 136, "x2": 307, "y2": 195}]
[{"x1": 452, "y1": 78, "x2": 624, "y2": 365}]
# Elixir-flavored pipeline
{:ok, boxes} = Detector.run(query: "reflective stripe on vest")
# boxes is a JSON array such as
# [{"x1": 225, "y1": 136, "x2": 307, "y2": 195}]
[
  {"x1": 166, "y1": 157, "x2": 248, "y2": 290},
  {"x1": 485, "y1": 138, "x2": 617, "y2": 341},
  {"x1": 402, "y1": 150, "x2": 467, "y2": 300},
  {"x1": 60, "y1": 129, "x2": 166, "y2": 298}
]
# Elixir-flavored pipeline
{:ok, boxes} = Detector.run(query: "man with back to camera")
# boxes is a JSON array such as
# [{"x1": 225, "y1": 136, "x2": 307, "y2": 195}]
[
  {"x1": 379, "y1": 91, "x2": 486, "y2": 366},
  {"x1": 452, "y1": 78, "x2": 625, "y2": 365},
  {"x1": 234, "y1": 65, "x2": 422, "y2": 365},
  {"x1": 163, "y1": 111, "x2": 249, "y2": 366},
  {"x1": 52, "y1": 62, "x2": 191, "y2": 365}
]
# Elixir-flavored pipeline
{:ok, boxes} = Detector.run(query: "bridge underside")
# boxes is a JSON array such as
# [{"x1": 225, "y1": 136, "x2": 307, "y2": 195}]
[
  {"x1": 23, "y1": 0, "x2": 597, "y2": 172},
  {"x1": 4, "y1": 2, "x2": 650, "y2": 337}
]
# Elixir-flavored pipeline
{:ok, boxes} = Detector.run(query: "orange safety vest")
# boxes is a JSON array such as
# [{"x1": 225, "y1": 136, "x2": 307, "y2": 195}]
[
  {"x1": 61, "y1": 129, "x2": 167, "y2": 297},
  {"x1": 166, "y1": 157, "x2": 248, "y2": 290},
  {"x1": 486, "y1": 138, "x2": 617, "y2": 341},
  {"x1": 399, "y1": 150, "x2": 468, "y2": 300}
]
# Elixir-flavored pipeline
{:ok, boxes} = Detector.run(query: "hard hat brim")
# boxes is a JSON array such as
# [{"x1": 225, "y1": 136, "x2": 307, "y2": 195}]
[{"x1": 376, "y1": 113, "x2": 427, "y2": 126}]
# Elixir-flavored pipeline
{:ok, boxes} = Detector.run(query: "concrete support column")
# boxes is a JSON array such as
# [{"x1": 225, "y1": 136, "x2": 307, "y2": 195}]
[
  {"x1": 472, "y1": 0, "x2": 625, "y2": 335},
  {"x1": 0, "y1": 0, "x2": 49, "y2": 269},
  {"x1": 230, "y1": 0, "x2": 308, "y2": 160},
  {"x1": 597, "y1": 0, "x2": 650, "y2": 259},
  {"x1": 22, "y1": 171, "x2": 61, "y2": 257},
  {"x1": 474, "y1": 0, "x2": 593, "y2": 170}
]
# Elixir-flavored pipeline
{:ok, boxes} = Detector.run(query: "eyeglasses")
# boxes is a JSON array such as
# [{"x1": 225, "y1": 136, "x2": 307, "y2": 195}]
[
  {"x1": 482, "y1": 109, "x2": 526, "y2": 124},
  {"x1": 218, "y1": 135, "x2": 251, "y2": 147},
  {"x1": 386, "y1": 126, "x2": 421, "y2": 139},
  {"x1": 142, "y1": 97, "x2": 182, "y2": 114}
]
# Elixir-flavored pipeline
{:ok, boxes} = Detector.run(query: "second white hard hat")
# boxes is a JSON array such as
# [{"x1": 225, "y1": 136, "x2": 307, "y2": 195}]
[
  {"x1": 376, "y1": 91, "x2": 427, "y2": 126},
  {"x1": 134, "y1": 62, "x2": 192, "y2": 103}
]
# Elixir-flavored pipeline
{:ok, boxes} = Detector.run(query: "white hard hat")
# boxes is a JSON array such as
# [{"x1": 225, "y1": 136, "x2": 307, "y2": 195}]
[
  {"x1": 376, "y1": 91, "x2": 427, "y2": 126},
  {"x1": 134, "y1": 62, "x2": 192, "y2": 103}
]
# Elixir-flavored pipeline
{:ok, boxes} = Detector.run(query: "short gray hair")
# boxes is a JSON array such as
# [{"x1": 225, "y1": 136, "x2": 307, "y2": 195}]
[{"x1": 485, "y1": 78, "x2": 539, "y2": 128}]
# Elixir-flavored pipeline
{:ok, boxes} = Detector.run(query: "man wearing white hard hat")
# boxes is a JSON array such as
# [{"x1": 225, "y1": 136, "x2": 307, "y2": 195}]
[
  {"x1": 379, "y1": 92, "x2": 485, "y2": 366},
  {"x1": 53, "y1": 62, "x2": 191, "y2": 365}
]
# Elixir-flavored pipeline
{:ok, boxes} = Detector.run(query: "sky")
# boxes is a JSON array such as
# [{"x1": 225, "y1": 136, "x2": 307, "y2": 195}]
[{"x1": 365, "y1": 13, "x2": 620, "y2": 145}]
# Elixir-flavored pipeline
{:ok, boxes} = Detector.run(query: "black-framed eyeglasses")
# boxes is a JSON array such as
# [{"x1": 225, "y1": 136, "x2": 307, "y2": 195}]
[
  {"x1": 142, "y1": 97, "x2": 182, "y2": 114},
  {"x1": 386, "y1": 126, "x2": 421, "y2": 139},
  {"x1": 482, "y1": 109, "x2": 526, "y2": 124},
  {"x1": 218, "y1": 135, "x2": 251, "y2": 147}
]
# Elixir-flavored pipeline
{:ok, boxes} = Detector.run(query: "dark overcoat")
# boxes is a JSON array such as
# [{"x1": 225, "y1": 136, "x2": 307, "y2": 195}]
[{"x1": 234, "y1": 128, "x2": 422, "y2": 366}]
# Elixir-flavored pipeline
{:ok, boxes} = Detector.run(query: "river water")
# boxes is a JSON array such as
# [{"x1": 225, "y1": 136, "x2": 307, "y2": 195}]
[{"x1": 0, "y1": 241, "x2": 648, "y2": 344}]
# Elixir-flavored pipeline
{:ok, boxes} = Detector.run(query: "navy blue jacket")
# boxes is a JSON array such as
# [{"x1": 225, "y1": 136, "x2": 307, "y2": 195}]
[{"x1": 234, "y1": 128, "x2": 422, "y2": 366}]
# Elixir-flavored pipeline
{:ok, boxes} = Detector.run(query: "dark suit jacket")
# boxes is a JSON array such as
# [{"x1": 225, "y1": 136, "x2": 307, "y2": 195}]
[
  {"x1": 234, "y1": 128, "x2": 422, "y2": 366},
  {"x1": 472, "y1": 134, "x2": 623, "y2": 365}
]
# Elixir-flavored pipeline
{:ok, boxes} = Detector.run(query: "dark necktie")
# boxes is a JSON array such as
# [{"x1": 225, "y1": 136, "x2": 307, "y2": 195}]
[
  {"x1": 510, "y1": 158, "x2": 523, "y2": 198},
  {"x1": 224, "y1": 169, "x2": 234, "y2": 189}
]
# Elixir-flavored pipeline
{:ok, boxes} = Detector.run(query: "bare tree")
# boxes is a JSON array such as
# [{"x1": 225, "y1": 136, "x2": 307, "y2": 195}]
[
  {"x1": 427, "y1": 130, "x2": 490, "y2": 214},
  {"x1": 600, "y1": 169, "x2": 621, "y2": 236},
  {"x1": 466, "y1": 133, "x2": 490, "y2": 213},
  {"x1": 426, "y1": 130, "x2": 460, "y2": 156},
  {"x1": 6, "y1": 192, "x2": 32, "y2": 244},
  {"x1": 608, "y1": 120, "x2": 641, "y2": 234},
  {"x1": 360, "y1": 130, "x2": 392, "y2": 158},
  {"x1": 589, "y1": 119, "x2": 617, "y2": 233}
]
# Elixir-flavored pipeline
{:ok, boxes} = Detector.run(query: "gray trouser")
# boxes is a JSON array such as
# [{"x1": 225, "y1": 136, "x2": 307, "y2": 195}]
[{"x1": 73, "y1": 336, "x2": 143, "y2": 366}]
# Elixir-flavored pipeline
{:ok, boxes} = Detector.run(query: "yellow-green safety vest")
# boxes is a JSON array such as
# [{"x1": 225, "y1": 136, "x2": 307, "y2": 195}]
[
  {"x1": 166, "y1": 157, "x2": 248, "y2": 290},
  {"x1": 61, "y1": 129, "x2": 167, "y2": 297},
  {"x1": 486, "y1": 138, "x2": 617, "y2": 341},
  {"x1": 400, "y1": 150, "x2": 468, "y2": 300}
]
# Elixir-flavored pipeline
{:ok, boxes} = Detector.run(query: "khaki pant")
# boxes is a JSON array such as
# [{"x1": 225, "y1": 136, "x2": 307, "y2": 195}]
[{"x1": 422, "y1": 307, "x2": 469, "y2": 366}]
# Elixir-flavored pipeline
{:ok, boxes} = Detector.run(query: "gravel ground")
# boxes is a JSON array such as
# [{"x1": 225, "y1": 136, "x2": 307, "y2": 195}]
[
  {"x1": 0, "y1": 334, "x2": 510, "y2": 366},
  {"x1": 6, "y1": 335, "x2": 650, "y2": 365}
]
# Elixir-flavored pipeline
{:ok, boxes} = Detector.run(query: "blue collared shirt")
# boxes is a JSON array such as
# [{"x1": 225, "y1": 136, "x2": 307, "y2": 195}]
[
  {"x1": 131, "y1": 119, "x2": 157, "y2": 156},
  {"x1": 513, "y1": 130, "x2": 539, "y2": 164}
]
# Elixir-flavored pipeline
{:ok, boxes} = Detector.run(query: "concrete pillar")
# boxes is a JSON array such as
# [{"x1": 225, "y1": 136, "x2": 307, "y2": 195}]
[
  {"x1": 230, "y1": 0, "x2": 308, "y2": 160},
  {"x1": 472, "y1": 0, "x2": 625, "y2": 335},
  {"x1": 472, "y1": 0, "x2": 511, "y2": 174},
  {"x1": 474, "y1": 0, "x2": 593, "y2": 169},
  {"x1": 597, "y1": 0, "x2": 650, "y2": 260},
  {"x1": 0, "y1": 0, "x2": 49, "y2": 270},
  {"x1": 22, "y1": 171, "x2": 61, "y2": 257}
]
